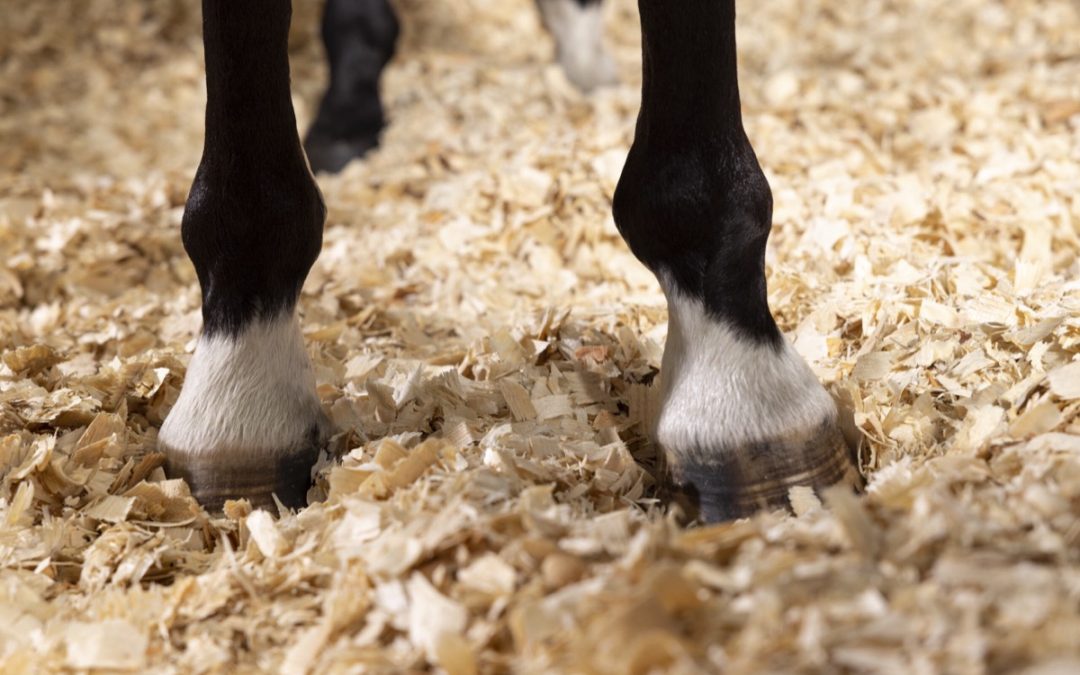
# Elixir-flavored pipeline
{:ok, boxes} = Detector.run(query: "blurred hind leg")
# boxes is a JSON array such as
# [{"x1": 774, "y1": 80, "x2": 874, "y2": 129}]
[
  {"x1": 304, "y1": 0, "x2": 399, "y2": 173},
  {"x1": 536, "y1": 0, "x2": 618, "y2": 92}
]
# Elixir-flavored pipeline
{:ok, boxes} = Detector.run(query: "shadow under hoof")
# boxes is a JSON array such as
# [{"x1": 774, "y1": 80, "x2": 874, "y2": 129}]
[
  {"x1": 164, "y1": 438, "x2": 322, "y2": 513},
  {"x1": 660, "y1": 417, "x2": 864, "y2": 524}
]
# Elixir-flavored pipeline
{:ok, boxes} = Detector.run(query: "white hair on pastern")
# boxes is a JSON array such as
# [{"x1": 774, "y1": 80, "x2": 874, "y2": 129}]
[
  {"x1": 158, "y1": 311, "x2": 329, "y2": 462},
  {"x1": 654, "y1": 273, "x2": 839, "y2": 463}
]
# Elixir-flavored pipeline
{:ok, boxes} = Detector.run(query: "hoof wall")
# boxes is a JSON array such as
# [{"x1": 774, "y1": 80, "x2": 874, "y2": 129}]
[
  {"x1": 164, "y1": 441, "x2": 321, "y2": 513},
  {"x1": 662, "y1": 417, "x2": 863, "y2": 523}
]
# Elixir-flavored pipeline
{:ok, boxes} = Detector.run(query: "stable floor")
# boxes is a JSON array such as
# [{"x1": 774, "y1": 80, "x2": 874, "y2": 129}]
[{"x1": 1, "y1": 0, "x2": 1079, "y2": 672}]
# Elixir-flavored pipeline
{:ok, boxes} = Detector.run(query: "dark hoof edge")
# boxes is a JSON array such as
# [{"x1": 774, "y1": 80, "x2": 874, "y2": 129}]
[
  {"x1": 164, "y1": 438, "x2": 321, "y2": 513},
  {"x1": 662, "y1": 416, "x2": 863, "y2": 523},
  {"x1": 303, "y1": 131, "x2": 378, "y2": 175}
]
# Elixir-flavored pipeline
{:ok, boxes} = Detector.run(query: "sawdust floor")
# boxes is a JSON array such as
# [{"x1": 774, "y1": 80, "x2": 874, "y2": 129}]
[{"x1": 2, "y1": 0, "x2": 1080, "y2": 672}]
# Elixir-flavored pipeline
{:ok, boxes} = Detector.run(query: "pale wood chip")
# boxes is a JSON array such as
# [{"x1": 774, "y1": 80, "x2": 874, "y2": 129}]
[{"x1": 1047, "y1": 362, "x2": 1080, "y2": 400}]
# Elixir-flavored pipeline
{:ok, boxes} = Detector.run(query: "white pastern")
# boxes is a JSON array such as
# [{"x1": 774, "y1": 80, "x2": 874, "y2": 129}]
[
  {"x1": 159, "y1": 312, "x2": 328, "y2": 459},
  {"x1": 536, "y1": 0, "x2": 617, "y2": 92},
  {"x1": 655, "y1": 289, "x2": 838, "y2": 461}
]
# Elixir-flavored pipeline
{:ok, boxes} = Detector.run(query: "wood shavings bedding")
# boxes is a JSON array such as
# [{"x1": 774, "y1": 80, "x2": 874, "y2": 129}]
[{"x1": 2, "y1": 0, "x2": 1080, "y2": 671}]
